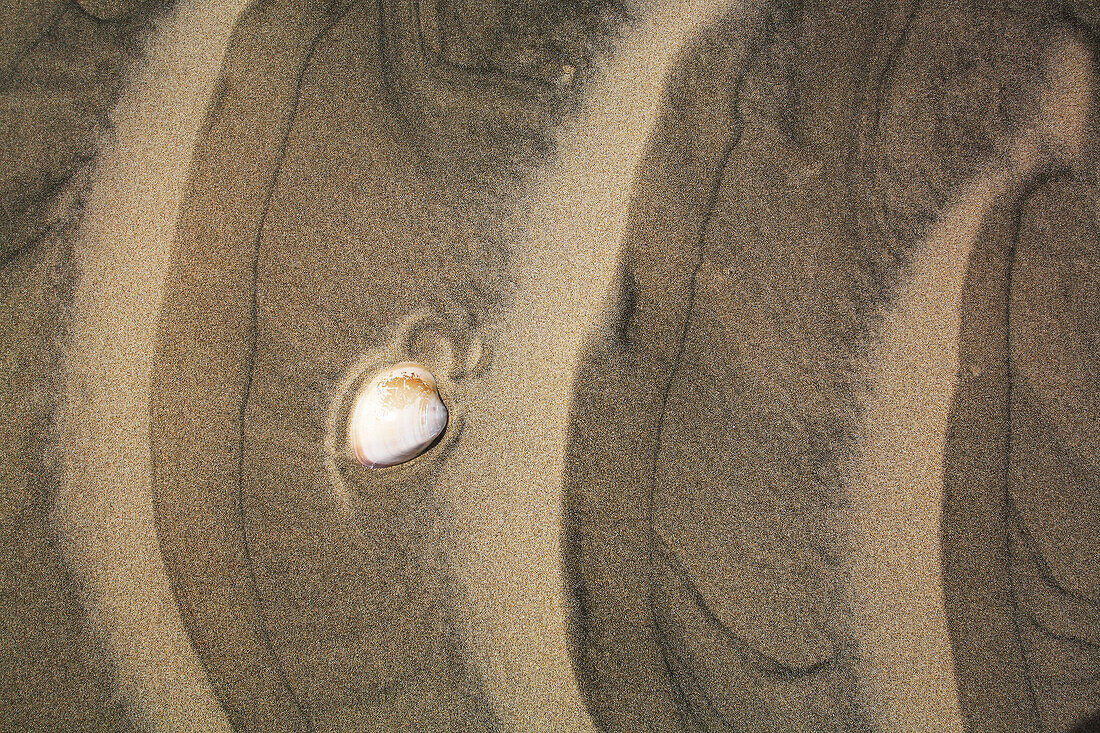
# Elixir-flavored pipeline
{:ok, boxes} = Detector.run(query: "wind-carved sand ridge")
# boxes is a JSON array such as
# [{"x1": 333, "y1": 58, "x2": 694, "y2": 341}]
[
  {"x1": 56, "y1": 0, "x2": 249, "y2": 729},
  {"x1": 844, "y1": 31, "x2": 1094, "y2": 733},
  {"x1": 433, "y1": 1, "x2": 736, "y2": 729}
]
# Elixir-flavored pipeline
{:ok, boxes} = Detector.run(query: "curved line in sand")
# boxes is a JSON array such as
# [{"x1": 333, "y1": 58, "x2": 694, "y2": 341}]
[{"x1": 846, "y1": 31, "x2": 1092, "y2": 733}]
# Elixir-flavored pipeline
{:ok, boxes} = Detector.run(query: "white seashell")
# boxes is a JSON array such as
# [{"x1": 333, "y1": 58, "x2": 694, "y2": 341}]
[{"x1": 347, "y1": 362, "x2": 449, "y2": 467}]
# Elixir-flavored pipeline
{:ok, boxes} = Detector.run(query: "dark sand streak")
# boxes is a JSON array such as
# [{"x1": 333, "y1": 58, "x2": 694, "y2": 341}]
[
  {"x1": 232, "y1": 6, "x2": 349, "y2": 729},
  {"x1": 643, "y1": 8, "x2": 771, "y2": 721}
]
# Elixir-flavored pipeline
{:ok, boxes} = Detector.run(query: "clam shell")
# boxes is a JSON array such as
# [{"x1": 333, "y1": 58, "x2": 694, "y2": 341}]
[{"x1": 347, "y1": 362, "x2": 448, "y2": 467}]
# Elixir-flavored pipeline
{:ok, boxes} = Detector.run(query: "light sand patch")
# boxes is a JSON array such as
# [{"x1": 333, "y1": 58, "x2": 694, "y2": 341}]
[
  {"x1": 433, "y1": 1, "x2": 737, "y2": 730},
  {"x1": 55, "y1": 0, "x2": 250, "y2": 730}
]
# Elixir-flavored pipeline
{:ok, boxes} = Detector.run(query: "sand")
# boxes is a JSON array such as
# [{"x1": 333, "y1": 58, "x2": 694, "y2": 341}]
[
  {"x1": 56, "y1": 0, "x2": 249, "y2": 729},
  {"x1": 3, "y1": 0, "x2": 1100, "y2": 731},
  {"x1": 431, "y1": 1, "x2": 737, "y2": 729},
  {"x1": 1, "y1": 0, "x2": 161, "y2": 729}
]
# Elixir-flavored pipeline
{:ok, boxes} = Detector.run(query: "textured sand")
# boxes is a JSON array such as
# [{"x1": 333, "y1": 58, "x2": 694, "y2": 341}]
[
  {"x1": 56, "y1": 0, "x2": 248, "y2": 729},
  {"x1": 3, "y1": 0, "x2": 1099, "y2": 731},
  {"x1": 433, "y1": 2, "x2": 735, "y2": 729},
  {"x1": 846, "y1": 34, "x2": 1093, "y2": 733}
]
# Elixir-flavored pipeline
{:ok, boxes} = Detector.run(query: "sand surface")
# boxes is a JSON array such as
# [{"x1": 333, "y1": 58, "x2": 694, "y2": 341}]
[
  {"x1": 3, "y1": 0, "x2": 1099, "y2": 731},
  {"x1": 56, "y1": 0, "x2": 248, "y2": 729},
  {"x1": 433, "y1": 1, "x2": 737, "y2": 729}
]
